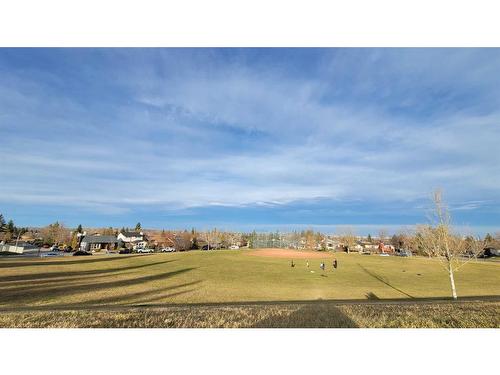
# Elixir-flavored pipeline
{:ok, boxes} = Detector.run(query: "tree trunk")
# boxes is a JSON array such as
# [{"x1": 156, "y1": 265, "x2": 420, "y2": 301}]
[{"x1": 448, "y1": 263, "x2": 458, "y2": 300}]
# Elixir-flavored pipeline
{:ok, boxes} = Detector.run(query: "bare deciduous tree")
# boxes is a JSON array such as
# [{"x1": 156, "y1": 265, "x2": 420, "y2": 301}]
[
  {"x1": 203, "y1": 229, "x2": 221, "y2": 250},
  {"x1": 378, "y1": 229, "x2": 388, "y2": 244},
  {"x1": 174, "y1": 231, "x2": 192, "y2": 251},
  {"x1": 203, "y1": 230, "x2": 212, "y2": 250},
  {"x1": 40, "y1": 222, "x2": 70, "y2": 245},
  {"x1": 415, "y1": 190, "x2": 484, "y2": 300},
  {"x1": 304, "y1": 229, "x2": 316, "y2": 250},
  {"x1": 337, "y1": 226, "x2": 357, "y2": 253},
  {"x1": 492, "y1": 232, "x2": 500, "y2": 248}
]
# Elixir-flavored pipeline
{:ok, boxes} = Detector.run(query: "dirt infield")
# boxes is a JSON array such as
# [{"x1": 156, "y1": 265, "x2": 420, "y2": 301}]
[{"x1": 246, "y1": 248, "x2": 334, "y2": 259}]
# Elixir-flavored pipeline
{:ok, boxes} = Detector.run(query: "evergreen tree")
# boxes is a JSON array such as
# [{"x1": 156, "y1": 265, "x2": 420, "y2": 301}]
[
  {"x1": 76, "y1": 224, "x2": 83, "y2": 233},
  {"x1": 0, "y1": 213, "x2": 6, "y2": 232},
  {"x1": 7, "y1": 220, "x2": 15, "y2": 233},
  {"x1": 135, "y1": 222, "x2": 141, "y2": 231},
  {"x1": 191, "y1": 235, "x2": 199, "y2": 250},
  {"x1": 367, "y1": 234, "x2": 372, "y2": 243}
]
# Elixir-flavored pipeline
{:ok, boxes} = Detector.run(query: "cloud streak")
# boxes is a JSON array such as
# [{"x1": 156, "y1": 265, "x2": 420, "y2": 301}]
[{"x1": 1, "y1": 48, "x2": 499, "y2": 231}]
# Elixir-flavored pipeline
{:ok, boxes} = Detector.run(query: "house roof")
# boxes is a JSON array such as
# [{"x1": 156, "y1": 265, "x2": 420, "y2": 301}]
[
  {"x1": 120, "y1": 231, "x2": 143, "y2": 237},
  {"x1": 81, "y1": 235, "x2": 118, "y2": 243},
  {"x1": 147, "y1": 232, "x2": 170, "y2": 241}
]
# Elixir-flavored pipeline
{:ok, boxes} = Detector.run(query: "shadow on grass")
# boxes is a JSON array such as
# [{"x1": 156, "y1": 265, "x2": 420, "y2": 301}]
[
  {"x1": 0, "y1": 259, "x2": 177, "y2": 283},
  {"x1": 60, "y1": 280, "x2": 203, "y2": 307},
  {"x1": 252, "y1": 303, "x2": 359, "y2": 328},
  {"x1": 366, "y1": 292, "x2": 380, "y2": 300},
  {"x1": 132, "y1": 287, "x2": 199, "y2": 305},
  {"x1": 0, "y1": 254, "x2": 147, "y2": 268},
  {"x1": 0, "y1": 267, "x2": 197, "y2": 305},
  {"x1": 358, "y1": 264, "x2": 415, "y2": 299}
]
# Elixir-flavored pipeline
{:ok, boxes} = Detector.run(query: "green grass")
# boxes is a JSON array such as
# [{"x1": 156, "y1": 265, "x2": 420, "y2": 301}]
[{"x1": 0, "y1": 250, "x2": 498, "y2": 309}]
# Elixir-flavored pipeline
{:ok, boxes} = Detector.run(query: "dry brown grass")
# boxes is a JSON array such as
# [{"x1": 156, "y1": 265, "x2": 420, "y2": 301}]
[{"x1": 0, "y1": 301, "x2": 498, "y2": 328}]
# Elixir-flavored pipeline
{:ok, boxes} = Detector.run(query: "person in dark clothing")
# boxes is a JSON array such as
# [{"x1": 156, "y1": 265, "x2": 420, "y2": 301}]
[
  {"x1": 291, "y1": 260, "x2": 295, "y2": 267},
  {"x1": 333, "y1": 259, "x2": 338, "y2": 269},
  {"x1": 320, "y1": 262, "x2": 325, "y2": 271}
]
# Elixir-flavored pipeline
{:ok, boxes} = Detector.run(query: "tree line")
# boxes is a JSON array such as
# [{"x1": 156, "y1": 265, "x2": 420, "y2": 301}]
[{"x1": 0, "y1": 214, "x2": 29, "y2": 242}]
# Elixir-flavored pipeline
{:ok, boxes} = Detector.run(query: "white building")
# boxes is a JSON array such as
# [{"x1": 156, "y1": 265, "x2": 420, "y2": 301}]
[{"x1": 117, "y1": 231, "x2": 148, "y2": 249}]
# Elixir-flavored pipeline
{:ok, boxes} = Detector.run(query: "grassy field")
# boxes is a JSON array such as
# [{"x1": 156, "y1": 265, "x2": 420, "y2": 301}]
[{"x1": 0, "y1": 249, "x2": 498, "y2": 327}]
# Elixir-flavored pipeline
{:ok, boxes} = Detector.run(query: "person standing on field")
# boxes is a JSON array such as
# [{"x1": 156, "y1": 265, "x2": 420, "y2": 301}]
[
  {"x1": 333, "y1": 259, "x2": 338, "y2": 269},
  {"x1": 306, "y1": 260, "x2": 309, "y2": 268}
]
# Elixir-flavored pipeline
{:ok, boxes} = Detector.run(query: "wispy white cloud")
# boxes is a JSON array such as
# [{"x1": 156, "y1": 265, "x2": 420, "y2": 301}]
[{"x1": 1, "y1": 48, "x2": 500, "y2": 230}]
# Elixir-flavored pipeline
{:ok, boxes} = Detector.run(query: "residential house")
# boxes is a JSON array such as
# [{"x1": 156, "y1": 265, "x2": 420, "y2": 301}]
[
  {"x1": 324, "y1": 237, "x2": 341, "y2": 250},
  {"x1": 117, "y1": 231, "x2": 148, "y2": 249},
  {"x1": 20, "y1": 232, "x2": 36, "y2": 243},
  {"x1": 146, "y1": 231, "x2": 176, "y2": 249},
  {"x1": 376, "y1": 242, "x2": 395, "y2": 254},
  {"x1": 80, "y1": 234, "x2": 118, "y2": 252},
  {"x1": 353, "y1": 244, "x2": 363, "y2": 251}
]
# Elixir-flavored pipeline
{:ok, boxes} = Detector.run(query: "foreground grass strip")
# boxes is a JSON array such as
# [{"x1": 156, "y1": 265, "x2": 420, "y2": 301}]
[{"x1": 0, "y1": 301, "x2": 498, "y2": 328}]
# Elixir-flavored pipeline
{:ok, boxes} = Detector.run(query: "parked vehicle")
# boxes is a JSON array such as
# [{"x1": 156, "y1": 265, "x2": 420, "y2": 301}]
[
  {"x1": 63, "y1": 246, "x2": 73, "y2": 253},
  {"x1": 137, "y1": 248, "x2": 154, "y2": 253},
  {"x1": 229, "y1": 245, "x2": 239, "y2": 250},
  {"x1": 161, "y1": 247, "x2": 175, "y2": 252},
  {"x1": 397, "y1": 249, "x2": 412, "y2": 257},
  {"x1": 73, "y1": 250, "x2": 92, "y2": 256},
  {"x1": 119, "y1": 248, "x2": 132, "y2": 254},
  {"x1": 480, "y1": 248, "x2": 500, "y2": 258},
  {"x1": 32, "y1": 240, "x2": 44, "y2": 247},
  {"x1": 49, "y1": 245, "x2": 60, "y2": 251}
]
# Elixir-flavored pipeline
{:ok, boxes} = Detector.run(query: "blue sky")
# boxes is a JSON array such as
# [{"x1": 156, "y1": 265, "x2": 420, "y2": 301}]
[{"x1": 1, "y1": 48, "x2": 499, "y2": 234}]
